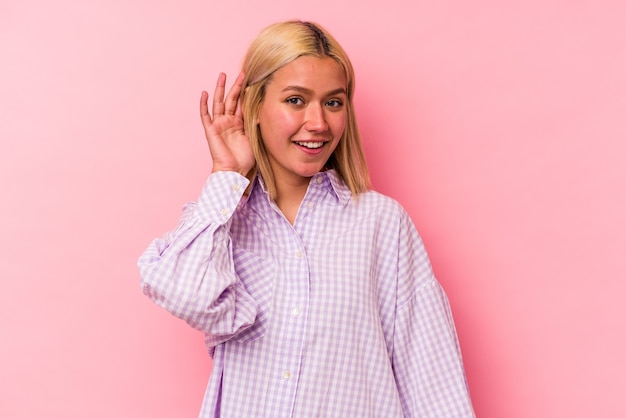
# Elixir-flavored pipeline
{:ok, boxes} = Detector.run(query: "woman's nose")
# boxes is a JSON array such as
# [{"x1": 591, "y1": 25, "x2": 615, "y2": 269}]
[{"x1": 304, "y1": 104, "x2": 328, "y2": 132}]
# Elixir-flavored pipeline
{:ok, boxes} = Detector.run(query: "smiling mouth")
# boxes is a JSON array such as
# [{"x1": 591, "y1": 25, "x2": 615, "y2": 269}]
[{"x1": 295, "y1": 141, "x2": 324, "y2": 149}]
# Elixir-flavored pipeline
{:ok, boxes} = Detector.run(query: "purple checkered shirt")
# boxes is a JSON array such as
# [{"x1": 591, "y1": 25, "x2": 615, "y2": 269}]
[{"x1": 139, "y1": 170, "x2": 475, "y2": 417}]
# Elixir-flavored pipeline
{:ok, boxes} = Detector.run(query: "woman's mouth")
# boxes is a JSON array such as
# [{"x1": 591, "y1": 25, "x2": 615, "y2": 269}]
[{"x1": 295, "y1": 141, "x2": 324, "y2": 149}]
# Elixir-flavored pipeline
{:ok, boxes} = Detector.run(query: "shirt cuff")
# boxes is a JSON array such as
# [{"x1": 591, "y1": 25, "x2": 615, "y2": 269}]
[{"x1": 195, "y1": 171, "x2": 250, "y2": 224}]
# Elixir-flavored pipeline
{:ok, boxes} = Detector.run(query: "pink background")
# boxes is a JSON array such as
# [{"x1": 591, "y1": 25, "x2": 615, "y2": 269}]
[{"x1": 2, "y1": 1, "x2": 625, "y2": 417}]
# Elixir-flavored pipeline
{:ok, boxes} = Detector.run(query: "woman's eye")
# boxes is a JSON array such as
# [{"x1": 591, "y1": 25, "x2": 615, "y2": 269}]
[
  {"x1": 326, "y1": 99, "x2": 343, "y2": 108},
  {"x1": 286, "y1": 97, "x2": 304, "y2": 105}
]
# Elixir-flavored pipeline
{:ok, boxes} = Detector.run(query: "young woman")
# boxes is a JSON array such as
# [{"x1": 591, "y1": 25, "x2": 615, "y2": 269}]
[{"x1": 139, "y1": 20, "x2": 475, "y2": 417}]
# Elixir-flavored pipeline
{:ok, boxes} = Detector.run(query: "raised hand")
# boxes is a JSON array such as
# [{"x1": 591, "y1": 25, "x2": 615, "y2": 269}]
[{"x1": 200, "y1": 72, "x2": 255, "y2": 176}]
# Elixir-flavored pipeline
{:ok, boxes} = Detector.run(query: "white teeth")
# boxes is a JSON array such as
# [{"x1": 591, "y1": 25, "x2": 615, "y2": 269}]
[{"x1": 296, "y1": 141, "x2": 324, "y2": 149}]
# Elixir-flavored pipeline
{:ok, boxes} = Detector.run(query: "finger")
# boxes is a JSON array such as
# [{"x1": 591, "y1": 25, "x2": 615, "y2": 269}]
[
  {"x1": 212, "y1": 72, "x2": 226, "y2": 116},
  {"x1": 199, "y1": 90, "x2": 212, "y2": 129},
  {"x1": 235, "y1": 95, "x2": 243, "y2": 119},
  {"x1": 224, "y1": 71, "x2": 245, "y2": 116}
]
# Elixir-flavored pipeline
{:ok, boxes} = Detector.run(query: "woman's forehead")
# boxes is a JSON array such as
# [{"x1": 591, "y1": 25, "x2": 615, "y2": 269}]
[{"x1": 267, "y1": 56, "x2": 347, "y2": 94}]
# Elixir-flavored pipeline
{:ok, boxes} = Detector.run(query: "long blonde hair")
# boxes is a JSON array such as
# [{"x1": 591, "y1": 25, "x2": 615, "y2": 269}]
[{"x1": 241, "y1": 20, "x2": 370, "y2": 199}]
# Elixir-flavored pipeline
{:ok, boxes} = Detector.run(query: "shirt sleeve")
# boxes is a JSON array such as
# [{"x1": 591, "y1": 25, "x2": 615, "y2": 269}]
[
  {"x1": 137, "y1": 171, "x2": 257, "y2": 346},
  {"x1": 392, "y1": 211, "x2": 475, "y2": 417}
]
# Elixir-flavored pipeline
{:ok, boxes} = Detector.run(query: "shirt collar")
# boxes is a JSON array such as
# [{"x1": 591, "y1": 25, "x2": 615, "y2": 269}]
[
  {"x1": 249, "y1": 170, "x2": 352, "y2": 207},
  {"x1": 320, "y1": 170, "x2": 352, "y2": 207}
]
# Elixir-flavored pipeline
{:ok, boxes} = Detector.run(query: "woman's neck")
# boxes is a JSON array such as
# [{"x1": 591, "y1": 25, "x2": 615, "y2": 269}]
[{"x1": 274, "y1": 177, "x2": 310, "y2": 225}]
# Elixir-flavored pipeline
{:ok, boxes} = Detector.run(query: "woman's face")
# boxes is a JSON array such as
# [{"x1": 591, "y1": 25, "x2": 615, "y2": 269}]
[{"x1": 257, "y1": 55, "x2": 347, "y2": 187}]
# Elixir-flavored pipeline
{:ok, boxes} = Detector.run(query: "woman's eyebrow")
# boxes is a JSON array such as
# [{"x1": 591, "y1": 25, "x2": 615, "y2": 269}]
[{"x1": 281, "y1": 86, "x2": 347, "y2": 96}]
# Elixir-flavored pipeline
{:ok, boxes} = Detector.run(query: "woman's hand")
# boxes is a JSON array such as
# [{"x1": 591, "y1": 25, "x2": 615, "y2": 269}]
[{"x1": 200, "y1": 72, "x2": 255, "y2": 176}]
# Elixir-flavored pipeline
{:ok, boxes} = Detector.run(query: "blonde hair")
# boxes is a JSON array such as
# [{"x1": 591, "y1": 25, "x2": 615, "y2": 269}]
[{"x1": 241, "y1": 20, "x2": 370, "y2": 199}]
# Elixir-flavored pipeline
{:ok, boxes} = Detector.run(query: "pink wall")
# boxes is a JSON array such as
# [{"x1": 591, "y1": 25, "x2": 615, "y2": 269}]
[{"x1": 2, "y1": 1, "x2": 625, "y2": 417}]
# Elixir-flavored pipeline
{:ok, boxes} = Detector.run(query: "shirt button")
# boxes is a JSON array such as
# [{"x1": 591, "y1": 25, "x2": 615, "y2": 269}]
[
  {"x1": 283, "y1": 371, "x2": 291, "y2": 379},
  {"x1": 292, "y1": 308, "x2": 300, "y2": 316},
  {"x1": 307, "y1": 202, "x2": 314, "y2": 208},
  {"x1": 219, "y1": 209, "x2": 229, "y2": 216},
  {"x1": 296, "y1": 251, "x2": 302, "y2": 258},
  {"x1": 232, "y1": 184, "x2": 240, "y2": 192},
  {"x1": 315, "y1": 176, "x2": 322, "y2": 184}
]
